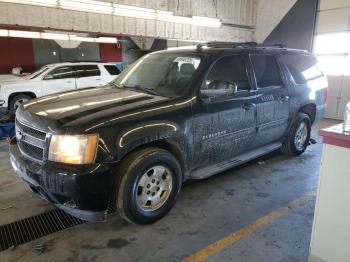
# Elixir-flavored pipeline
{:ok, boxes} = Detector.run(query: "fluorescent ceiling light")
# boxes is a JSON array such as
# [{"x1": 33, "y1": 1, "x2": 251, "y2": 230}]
[
  {"x1": 9, "y1": 30, "x2": 41, "y2": 38},
  {"x1": 69, "y1": 35, "x2": 95, "y2": 42},
  {"x1": 0, "y1": 29, "x2": 118, "y2": 43},
  {"x1": 0, "y1": 0, "x2": 57, "y2": 7},
  {"x1": 60, "y1": 0, "x2": 112, "y2": 14},
  {"x1": 114, "y1": 4, "x2": 157, "y2": 19},
  {"x1": 95, "y1": 37, "x2": 117, "y2": 43},
  {"x1": 0, "y1": 29, "x2": 8, "y2": 36},
  {"x1": 41, "y1": 32, "x2": 70, "y2": 40}
]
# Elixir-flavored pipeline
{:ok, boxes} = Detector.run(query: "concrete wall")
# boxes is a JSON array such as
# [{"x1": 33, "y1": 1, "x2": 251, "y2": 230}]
[
  {"x1": 0, "y1": 0, "x2": 256, "y2": 42},
  {"x1": 254, "y1": 0, "x2": 298, "y2": 43}
]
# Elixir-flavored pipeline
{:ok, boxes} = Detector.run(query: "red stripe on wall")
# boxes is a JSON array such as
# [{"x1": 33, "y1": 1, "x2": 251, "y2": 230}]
[
  {"x1": 99, "y1": 43, "x2": 122, "y2": 62},
  {"x1": 0, "y1": 37, "x2": 36, "y2": 74}
]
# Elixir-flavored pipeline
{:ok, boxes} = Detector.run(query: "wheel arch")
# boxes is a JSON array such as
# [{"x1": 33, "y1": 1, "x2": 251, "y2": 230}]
[
  {"x1": 299, "y1": 103, "x2": 316, "y2": 124},
  {"x1": 8, "y1": 92, "x2": 37, "y2": 108},
  {"x1": 117, "y1": 138, "x2": 188, "y2": 178}
]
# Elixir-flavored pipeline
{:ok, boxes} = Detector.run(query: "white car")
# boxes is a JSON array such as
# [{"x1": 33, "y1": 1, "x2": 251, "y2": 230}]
[{"x1": 0, "y1": 62, "x2": 121, "y2": 110}]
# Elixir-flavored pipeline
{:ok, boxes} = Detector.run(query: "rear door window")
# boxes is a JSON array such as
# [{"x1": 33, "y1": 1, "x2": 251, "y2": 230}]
[
  {"x1": 104, "y1": 65, "x2": 121, "y2": 75},
  {"x1": 281, "y1": 54, "x2": 323, "y2": 84},
  {"x1": 250, "y1": 54, "x2": 282, "y2": 88},
  {"x1": 75, "y1": 65, "x2": 101, "y2": 78}
]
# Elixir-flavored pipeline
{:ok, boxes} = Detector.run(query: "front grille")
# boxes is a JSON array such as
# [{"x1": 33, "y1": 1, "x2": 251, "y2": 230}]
[
  {"x1": 16, "y1": 119, "x2": 48, "y2": 162},
  {"x1": 15, "y1": 119, "x2": 46, "y2": 140},
  {"x1": 18, "y1": 140, "x2": 44, "y2": 160}
]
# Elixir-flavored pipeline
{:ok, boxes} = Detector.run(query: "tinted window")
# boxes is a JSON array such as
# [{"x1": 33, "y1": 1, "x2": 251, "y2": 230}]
[
  {"x1": 201, "y1": 55, "x2": 250, "y2": 98},
  {"x1": 281, "y1": 54, "x2": 322, "y2": 84},
  {"x1": 114, "y1": 53, "x2": 201, "y2": 98},
  {"x1": 104, "y1": 65, "x2": 121, "y2": 75},
  {"x1": 75, "y1": 65, "x2": 100, "y2": 78},
  {"x1": 48, "y1": 66, "x2": 74, "y2": 80},
  {"x1": 251, "y1": 55, "x2": 282, "y2": 88}
]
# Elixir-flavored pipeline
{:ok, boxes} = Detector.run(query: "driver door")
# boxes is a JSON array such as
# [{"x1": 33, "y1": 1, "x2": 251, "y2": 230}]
[{"x1": 192, "y1": 54, "x2": 257, "y2": 168}]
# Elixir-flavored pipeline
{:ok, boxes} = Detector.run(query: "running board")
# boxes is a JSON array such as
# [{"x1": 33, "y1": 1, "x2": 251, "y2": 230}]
[{"x1": 189, "y1": 142, "x2": 282, "y2": 180}]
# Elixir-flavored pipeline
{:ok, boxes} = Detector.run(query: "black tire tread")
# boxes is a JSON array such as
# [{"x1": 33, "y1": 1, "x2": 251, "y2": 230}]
[
  {"x1": 116, "y1": 147, "x2": 181, "y2": 224},
  {"x1": 282, "y1": 113, "x2": 311, "y2": 156}
]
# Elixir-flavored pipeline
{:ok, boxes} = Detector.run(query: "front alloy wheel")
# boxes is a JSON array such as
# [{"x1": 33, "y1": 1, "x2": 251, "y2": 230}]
[
  {"x1": 136, "y1": 165, "x2": 173, "y2": 212},
  {"x1": 116, "y1": 147, "x2": 182, "y2": 225}
]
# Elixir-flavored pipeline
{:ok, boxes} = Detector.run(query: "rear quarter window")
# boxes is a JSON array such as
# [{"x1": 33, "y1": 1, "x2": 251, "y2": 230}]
[
  {"x1": 250, "y1": 54, "x2": 282, "y2": 88},
  {"x1": 104, "y1": 65, "x2": 121, "y2": 75},
  {"x1": 281, "y1": 54, "x2": 323, "y2": 85}
]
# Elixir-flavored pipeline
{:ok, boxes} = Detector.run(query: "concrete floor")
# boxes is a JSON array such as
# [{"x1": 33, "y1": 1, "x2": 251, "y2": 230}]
[{"x1": 0, "y1": 119, "x2": 340, "y2": 262}]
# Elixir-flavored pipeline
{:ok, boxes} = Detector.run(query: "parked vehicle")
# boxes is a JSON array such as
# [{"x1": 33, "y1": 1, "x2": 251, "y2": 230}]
[
  {"x1": 0, "y1": 62, "x2": 121, "y2": 110},
  {"x1": 10, "y1": 42, "x2": 327, "y2": 224}
]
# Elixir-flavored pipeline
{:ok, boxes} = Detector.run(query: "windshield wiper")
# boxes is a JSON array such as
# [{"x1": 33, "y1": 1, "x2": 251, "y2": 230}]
[{"x1": 121, "y1": 85, "x2": 164, "y2": 97}]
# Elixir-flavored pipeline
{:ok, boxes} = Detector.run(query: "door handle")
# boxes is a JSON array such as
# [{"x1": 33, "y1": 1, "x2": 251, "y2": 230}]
[
  {"x1": 278, "y1": 95, "x2": 290, "y2": 103},
  {"x1": 66, "y1": 80, "x2": 73, "y2": 84},
  {"x1": 241, "y1": 102, "x2": 254, "y2": 111}
]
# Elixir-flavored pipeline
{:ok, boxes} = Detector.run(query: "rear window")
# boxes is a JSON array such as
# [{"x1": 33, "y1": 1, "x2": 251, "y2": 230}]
[
  {"x1": 250, "y1": 54, "x2": 282, "y2": 88},
  {"x1": 104, "y1": 65, "x2": 121, "y2": 75},
  {"x1": 281, "y1": 54, "x2": 323, "y2": 85},
  {"x1": 75, "y1": 65, "x2": 101, "y2": 78}
]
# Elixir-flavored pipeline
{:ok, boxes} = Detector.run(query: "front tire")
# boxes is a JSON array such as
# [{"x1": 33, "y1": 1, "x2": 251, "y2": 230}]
[
  {"x1": 116, "y1": 147, "x2": 182, "y2": 225},
  {"x1": 9, "y1": 94, "x2": 33, "y2": 111},
  {"x1": 282, "y1": 113, "x2": 311, "y2": 156}
]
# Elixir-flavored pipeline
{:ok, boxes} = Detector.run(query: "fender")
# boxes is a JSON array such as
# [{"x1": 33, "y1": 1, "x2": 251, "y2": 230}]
[{"x1": 115, "y1": 120, "x2": 192, "y2": 171}]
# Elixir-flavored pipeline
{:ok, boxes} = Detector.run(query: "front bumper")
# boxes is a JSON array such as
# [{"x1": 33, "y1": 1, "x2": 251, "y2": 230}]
[{"x1": 9, "y1": 143, "x2": 115, "y2": 221}]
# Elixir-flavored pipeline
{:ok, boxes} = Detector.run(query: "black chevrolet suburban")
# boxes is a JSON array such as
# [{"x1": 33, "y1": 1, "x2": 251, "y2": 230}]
[{"x1": 10, "y1": 42, "x2": 327, "y2": 224}]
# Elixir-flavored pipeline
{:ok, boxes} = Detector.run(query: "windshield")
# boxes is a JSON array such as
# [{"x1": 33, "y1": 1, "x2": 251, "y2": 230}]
[
  {"x1": 26, "y1": 66, "x2": 50, "y2": 79},
  {"x1": 113, "y1": 52, "x2": 201, "y2": 98}
]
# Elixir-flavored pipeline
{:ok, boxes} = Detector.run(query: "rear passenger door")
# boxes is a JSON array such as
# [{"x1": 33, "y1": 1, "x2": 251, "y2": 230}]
[
  {"x1": 192, "y1": 54, "x2": 257, "y2": 168},
  {"x1": 75, "y1": 65, "x2": 102, "y2": 89},
  {"x1": 249, "y1": 54, "x2": 290, "y2": 147}
]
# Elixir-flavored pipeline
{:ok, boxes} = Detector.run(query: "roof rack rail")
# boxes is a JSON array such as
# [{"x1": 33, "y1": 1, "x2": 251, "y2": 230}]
[{"x1": 196, "y1": 42, "x2": 287, "y2": 51}]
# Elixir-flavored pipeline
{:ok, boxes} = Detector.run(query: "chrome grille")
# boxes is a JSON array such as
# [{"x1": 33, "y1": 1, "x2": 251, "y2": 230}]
[
  {"x1": 15, "y1": 119, "x2": 46, "y2": 140},
  {"x1": 15, "y1": 119, "x2": 47, "y2": 162}
]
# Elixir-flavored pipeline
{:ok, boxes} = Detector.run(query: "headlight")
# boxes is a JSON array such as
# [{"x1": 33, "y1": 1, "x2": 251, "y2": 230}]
[{"x1": 49, "y1": 134, "x2": 99, "y2": 164}]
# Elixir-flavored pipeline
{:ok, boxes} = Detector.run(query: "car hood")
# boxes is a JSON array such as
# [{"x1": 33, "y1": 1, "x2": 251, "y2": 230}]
[{"x1": 22, "y1": 85, "x2": 170, "y2": 130}]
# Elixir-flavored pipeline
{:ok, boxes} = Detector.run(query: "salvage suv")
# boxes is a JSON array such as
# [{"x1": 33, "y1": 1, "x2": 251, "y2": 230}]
[{"x1": 10, "y1": 42, "x2": 327, "y2": 224}]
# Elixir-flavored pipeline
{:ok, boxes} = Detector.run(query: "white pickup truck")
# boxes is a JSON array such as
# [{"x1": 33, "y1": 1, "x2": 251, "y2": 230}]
[{"x1": 0, "y1": 62, "x2": 121, "y2": 110}]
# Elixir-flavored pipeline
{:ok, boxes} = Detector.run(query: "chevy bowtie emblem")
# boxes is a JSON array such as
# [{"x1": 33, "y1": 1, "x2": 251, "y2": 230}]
[{"x1": 16, "y1": 130, "x2": 25, "y2": 140}]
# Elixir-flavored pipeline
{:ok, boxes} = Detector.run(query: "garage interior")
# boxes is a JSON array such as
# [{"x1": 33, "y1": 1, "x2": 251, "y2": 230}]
[{"x1": 0, "y1": 0, "x2": 349, "y2": 261}]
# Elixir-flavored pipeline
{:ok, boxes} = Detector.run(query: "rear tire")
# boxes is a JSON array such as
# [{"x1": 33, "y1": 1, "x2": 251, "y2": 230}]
[
  {"x1": 282, "y1": 113, "x2": 311, "y2": 156},
  {"x1": 116, "y1": 147, "x2": 182, "y2": 225},
  {"x1": 9, "y1": 94, "x2": 33, "y2": 111}
]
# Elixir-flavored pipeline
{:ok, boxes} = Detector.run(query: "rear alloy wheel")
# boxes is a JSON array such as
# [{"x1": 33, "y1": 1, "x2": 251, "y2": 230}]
[
  {"x1": 282, "y1": 113, "x2": 311, "y2": 156},
  {"x1": 116, "y1": 147, "x2": 182, "y2": 225}
]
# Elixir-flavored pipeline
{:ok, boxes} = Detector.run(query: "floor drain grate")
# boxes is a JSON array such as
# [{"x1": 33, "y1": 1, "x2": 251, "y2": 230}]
[{"x1": 0, "y1": 208, "x2": 86, "y2": 251}]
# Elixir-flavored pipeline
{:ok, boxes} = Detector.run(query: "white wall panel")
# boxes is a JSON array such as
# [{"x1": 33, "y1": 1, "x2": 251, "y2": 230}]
[
  {"x1": 320, "y1": 0, "x2": 350, "y2": 10},
  {"x1": 317, "y1": 8, "x2": 350, "y2": 33}
]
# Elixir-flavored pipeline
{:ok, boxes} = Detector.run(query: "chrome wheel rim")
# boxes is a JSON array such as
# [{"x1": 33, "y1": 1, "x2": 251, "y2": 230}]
[
  {"x1": 136, "y1": 165, "x2": 173, "y2": 212},
  {"x1": 294, "y1": 122, "x2": 308, "y2": 151},
  {"x1": 14, "y1": 98, "x2": 29, "y2": 109}
]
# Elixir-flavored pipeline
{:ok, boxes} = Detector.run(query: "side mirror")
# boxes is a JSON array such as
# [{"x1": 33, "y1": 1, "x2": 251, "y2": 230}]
[
  {"x1": 44, "y1": 74, "x2": 54, "y2": 80},
  {"x1": 208, "y1": 80, "x2": 238, "y2": 95}
]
